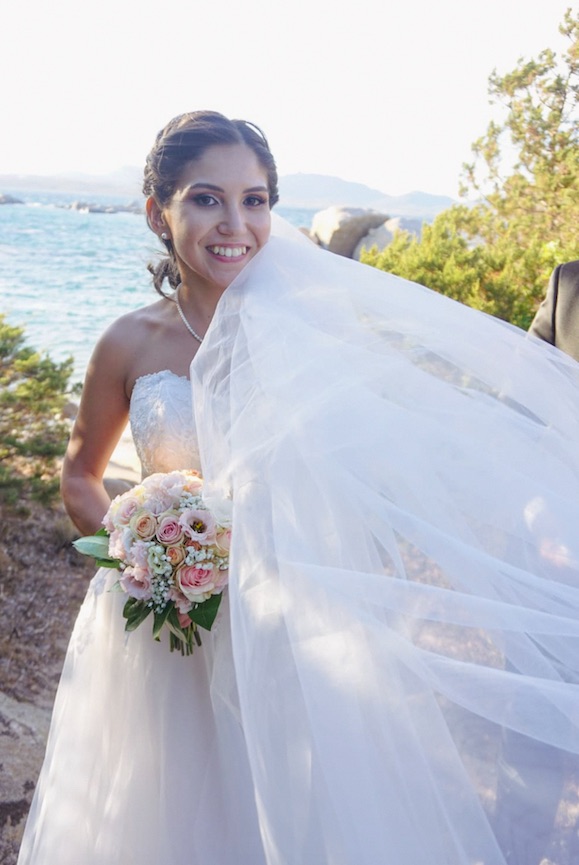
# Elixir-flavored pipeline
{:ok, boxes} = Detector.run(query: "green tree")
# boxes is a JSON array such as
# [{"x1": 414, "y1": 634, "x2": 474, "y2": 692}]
[
  {"x1": 362, "y1": 9, "x2": 579, "y2": 329},
  {"x1": 463, "y1": 8, "x2": 578, "y2": 249},
  {"x1": 0, "y1": 315, "x2": 73, "y2": 505}
]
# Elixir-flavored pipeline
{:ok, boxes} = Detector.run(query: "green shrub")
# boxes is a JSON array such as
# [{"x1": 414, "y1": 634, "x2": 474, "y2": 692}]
[{"x1": 0, "y1": 315, "x2": 74, "y2": 506}]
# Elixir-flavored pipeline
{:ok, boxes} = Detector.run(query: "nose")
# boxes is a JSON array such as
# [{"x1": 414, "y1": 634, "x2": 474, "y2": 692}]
[{"x1": 217, "y1": 203, "x2": 244, "y2": 235}]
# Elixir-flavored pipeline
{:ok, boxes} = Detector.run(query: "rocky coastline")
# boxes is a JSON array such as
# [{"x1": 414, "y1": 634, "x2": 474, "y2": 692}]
[
  {"x1": 1, "y1": 190, "x2": 424, "y2": 259},
  {"x1": 63, "y1": 200, "x2": 143, "y2": 215}
]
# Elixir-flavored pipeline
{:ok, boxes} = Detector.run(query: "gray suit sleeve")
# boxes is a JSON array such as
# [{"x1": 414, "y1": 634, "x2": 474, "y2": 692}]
[{"x1": 528, "y1": 266, "x2": 559, "y2": 346}]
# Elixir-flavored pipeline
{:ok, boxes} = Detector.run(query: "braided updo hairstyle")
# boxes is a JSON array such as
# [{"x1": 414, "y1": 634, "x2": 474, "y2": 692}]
[{"x1": 143, "y1": 110, "x2": 279, "y2": 296}]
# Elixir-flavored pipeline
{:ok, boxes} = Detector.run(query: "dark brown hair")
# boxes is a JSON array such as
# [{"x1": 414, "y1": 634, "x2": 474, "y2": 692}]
[{"x1": 143, "y1": 110, "x2": 279, "y2": 295}]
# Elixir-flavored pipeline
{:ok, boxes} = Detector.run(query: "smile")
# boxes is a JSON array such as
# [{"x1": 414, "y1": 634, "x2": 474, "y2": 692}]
[{"x1": 207, "y1": 245, "x2": 248, "y2": 259}]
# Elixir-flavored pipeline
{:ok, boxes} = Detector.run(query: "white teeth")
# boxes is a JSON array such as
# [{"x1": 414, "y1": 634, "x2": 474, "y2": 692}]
[{"x1": 209, "y1": 245, "x2": 247, "y2": 258}]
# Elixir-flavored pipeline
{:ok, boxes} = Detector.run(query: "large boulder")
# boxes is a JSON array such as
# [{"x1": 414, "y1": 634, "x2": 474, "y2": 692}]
[
  {"x1": 310, "y1": 206, "x2": 388, "y2": 258},
  {"x1": 353, "y1": 216, "x2": 423, "y2": 260}
]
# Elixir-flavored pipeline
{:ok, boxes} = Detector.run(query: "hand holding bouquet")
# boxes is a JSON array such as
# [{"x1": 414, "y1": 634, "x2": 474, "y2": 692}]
[{"x1": 73, "y1": 470, "x2": 230, "y2": 655}]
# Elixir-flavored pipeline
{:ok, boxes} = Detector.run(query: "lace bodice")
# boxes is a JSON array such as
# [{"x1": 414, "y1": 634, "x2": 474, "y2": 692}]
[{"x1": 129, "y1": 370, "x2": 201, "y2": 477}]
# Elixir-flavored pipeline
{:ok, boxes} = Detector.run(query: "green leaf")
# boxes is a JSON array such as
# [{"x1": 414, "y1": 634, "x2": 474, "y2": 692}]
[
  {"x1": 122, "y1": 598, "x2": 152, "y2": 632},
  {"x1": 187, "y1": 593, "x2": 222, "y2": 631},
  {"x1": 94, "y1": 557, "x2": 122, "y2": 570},
  {"x1": 164, "y1": 608, "x2": 198, "y2": 655},
  {"x1": 72, "y1": 532, "x2": 121, "y2": 569},
  {"x1": 152, "y1": 605, "x2": 173, "y2": 641},
  {"x1": 73, "y1": 534, "x2": 111, "y2": 559}
]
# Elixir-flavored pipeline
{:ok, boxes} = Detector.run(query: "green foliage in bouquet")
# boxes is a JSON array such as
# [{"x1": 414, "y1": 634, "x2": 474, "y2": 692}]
[
  {"x1": 74, "y1": 525, "x2": 225, "y2": 656},
  {"x1": 122, "y1": 592, "x2": 222, "y2": 654},
  {"x1": 0, "y1": 314, "x2": 74, "y2": 505},
  {"x1": 362, "y1": 10, "x2": 579, "y2": 330}
]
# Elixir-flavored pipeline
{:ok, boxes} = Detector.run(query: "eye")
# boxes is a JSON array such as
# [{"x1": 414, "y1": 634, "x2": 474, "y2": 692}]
[
  {"x1": 244, "y1": 194, "x2": 268, "y2": 207},
  {"x1": 192, "y1": 193, "x2": 219, "y2": 206}
]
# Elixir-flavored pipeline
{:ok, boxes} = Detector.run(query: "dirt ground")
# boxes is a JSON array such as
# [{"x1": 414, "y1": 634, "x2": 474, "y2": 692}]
[
  {"x1": 0, "y1": 499, "x2": 93, "y2": 862},
  {"x1": 0, "y1": 433, "x2": 140, "y2": 863}
]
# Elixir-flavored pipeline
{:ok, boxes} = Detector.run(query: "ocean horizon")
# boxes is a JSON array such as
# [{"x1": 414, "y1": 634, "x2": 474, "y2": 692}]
[{"x1": 0, "y1": 190, "x2": 317, "y2": 383}]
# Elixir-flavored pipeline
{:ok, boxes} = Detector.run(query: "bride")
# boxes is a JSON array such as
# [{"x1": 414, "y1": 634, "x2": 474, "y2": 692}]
[{"x1": 18, "y1": 110, "x2": 579, "y2": 865}]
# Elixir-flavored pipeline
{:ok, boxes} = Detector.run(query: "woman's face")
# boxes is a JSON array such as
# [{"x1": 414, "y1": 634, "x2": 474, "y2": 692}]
[{"x1": 152, "y1": 142, "x2": 272, "y2": 294}]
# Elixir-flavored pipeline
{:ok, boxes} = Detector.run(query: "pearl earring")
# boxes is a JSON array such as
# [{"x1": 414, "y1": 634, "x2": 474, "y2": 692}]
[{"x1": 161, "y1": 232, "x2": 169, "y2": 241}]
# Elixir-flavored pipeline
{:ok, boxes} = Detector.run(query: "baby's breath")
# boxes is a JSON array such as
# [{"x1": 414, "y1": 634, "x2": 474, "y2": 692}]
[
  {"x1": 185, "y1": 547, "x2": 214, "y2": 566},
  {"x1": 180, "y1": 493, "x2": 203, "y2": 510},
  {"x1": 150, "y1": 573, "x2": 172, "y2": 613}
]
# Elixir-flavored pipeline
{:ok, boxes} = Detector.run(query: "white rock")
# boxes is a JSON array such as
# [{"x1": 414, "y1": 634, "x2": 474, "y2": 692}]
[
  {"x1": 310, "y1": 206, "x2": 389, "y2": 258},
  {"x1": 353, "y1": 217, "x2": 424, "y2": 260}
]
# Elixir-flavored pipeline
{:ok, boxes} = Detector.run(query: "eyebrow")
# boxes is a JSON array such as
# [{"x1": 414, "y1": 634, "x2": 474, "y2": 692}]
[{"x1": 187, "y1": 182, "x2": 269, "y2": 194}]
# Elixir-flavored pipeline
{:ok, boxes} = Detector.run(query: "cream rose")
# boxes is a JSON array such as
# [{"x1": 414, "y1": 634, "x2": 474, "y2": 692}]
[
  {"x1": 129, "y1": 510, "x2": 157, "y2": 541},
  {"x1": 164, "y1": 544, "x2": 186, "y2": 567},
  {"x1": 215, "y1": 527, "x2": 231, "y2": 555}
]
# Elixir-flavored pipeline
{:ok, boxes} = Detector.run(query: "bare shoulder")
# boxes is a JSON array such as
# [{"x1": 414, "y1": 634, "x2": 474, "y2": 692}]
[
  {"x1": 89, "y1": 298, "x2": 172, "y2": 385},
  {"x1": 89, "y1": 293, "x2": 202, "y2": 396},
  {"x1": 98, "y1": 298, "x2": 170, "y2": 353}
]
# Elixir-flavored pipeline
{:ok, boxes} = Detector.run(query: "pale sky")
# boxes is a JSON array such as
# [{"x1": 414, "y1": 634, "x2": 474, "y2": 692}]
[{"x1": 1, "y1": 0, "x2": 574, "y2": 198}]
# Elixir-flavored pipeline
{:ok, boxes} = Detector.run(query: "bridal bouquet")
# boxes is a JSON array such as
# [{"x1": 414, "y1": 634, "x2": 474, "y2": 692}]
[{"x1": 73, "y1": 470, "x2": 230, "y2": 655}]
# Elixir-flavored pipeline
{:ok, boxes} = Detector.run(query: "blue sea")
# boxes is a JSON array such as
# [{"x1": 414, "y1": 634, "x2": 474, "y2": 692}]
[{"x1": 0, "y1": 190, "x2": 317, "y2": 383}]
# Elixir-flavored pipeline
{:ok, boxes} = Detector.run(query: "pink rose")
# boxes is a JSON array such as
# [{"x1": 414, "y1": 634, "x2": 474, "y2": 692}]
[
  {"x1": 155, "y1": 512, "x2": 184, "y2": 545},
  {"x1": 129, "y1": 510, "x2": 157, "y2": 541},
  {"x1": 168, "y1": 586, "x2": 193, "y2": 614},
  {"x1": 120, "y1": 566, "x2": 152, "y2": 600},
  {"x1": 115, "y1": 495, "x2": 142, "y2": 526},
  {"x1": 177, "y1": 610, "x2": 193, "y2": 630},
  {"x1": 177, "y1": 564, "x2": 217, "y2": 602},
  {"x1": 103, "y1": 486, "x2": 145, "y2": 532},
  {"x1": 179, "y1": 509, "x2": 216, "y2": 545}
]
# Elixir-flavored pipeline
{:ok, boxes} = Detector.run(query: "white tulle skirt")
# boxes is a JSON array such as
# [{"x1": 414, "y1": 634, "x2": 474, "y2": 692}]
[
  {"x1": 191, "y1": 231, "x2": 579, "y2": 865},
  {"x1": 17, "y1": 570, "x2": 266, "y2": 865}
]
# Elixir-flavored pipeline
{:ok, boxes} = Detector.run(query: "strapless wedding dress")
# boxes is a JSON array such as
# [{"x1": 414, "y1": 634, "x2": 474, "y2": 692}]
[
  {"x1": 17, "y1": 370, "x2": 267, "y2": 865},
  {"x1": 18, "y1": 229, "x2": 579, "y2": 865}
]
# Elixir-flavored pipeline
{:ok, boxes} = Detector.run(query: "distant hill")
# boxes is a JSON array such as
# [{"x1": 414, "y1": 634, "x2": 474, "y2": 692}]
[
  {"x1": 0, "y1": 167, "x2": 143, "y2": 198},
  {"x1": 0, "y1": 169, "x2": 456, "y2": 221},
  {"x1": 278, "y1": 173, "x2": 456, "y2": 219}
]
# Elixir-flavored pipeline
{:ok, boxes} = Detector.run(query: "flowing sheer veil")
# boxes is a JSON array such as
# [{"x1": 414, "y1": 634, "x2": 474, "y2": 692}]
[{"x1": 191, "y1": 218, "x2": 579, "y2": 865}]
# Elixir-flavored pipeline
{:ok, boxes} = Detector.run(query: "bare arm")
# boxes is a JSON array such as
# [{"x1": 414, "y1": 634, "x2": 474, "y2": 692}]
[{"x1": 61, "y1": 321, "x2": 133, "y2": 535}]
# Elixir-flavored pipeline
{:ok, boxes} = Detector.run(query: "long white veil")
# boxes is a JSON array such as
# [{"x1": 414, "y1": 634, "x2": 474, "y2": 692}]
[{"x1": 191, "y1": 222, "x2": 579, "y2": 865}]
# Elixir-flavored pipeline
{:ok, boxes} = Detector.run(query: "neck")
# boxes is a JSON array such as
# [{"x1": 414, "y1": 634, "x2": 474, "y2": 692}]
[{"x1": 177, "y1": 282, "x2": 223, "y2": 329}]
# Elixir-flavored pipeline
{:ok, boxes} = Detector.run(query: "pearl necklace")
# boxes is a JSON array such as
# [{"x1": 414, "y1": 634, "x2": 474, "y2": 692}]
[{"x1": 174, "y1": 287, "x2": 204, "y2": 344}]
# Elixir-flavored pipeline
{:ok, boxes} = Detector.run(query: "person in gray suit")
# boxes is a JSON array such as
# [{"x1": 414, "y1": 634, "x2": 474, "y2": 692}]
[
  {"x1": 494, "y1": 259, "x2": 579, "y2": 863},
  {"x1": 528, "y1": 260, "x2": 579, "y2": 361}
]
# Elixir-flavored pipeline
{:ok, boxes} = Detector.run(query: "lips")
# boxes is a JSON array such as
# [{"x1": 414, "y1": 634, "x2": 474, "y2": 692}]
[{"x1": 207, "y1": 245, "x2": 248, "y2": 259}]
